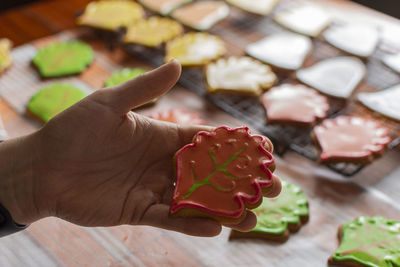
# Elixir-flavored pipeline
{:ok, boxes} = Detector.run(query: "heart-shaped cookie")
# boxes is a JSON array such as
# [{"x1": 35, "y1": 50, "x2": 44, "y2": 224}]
[
  {"x1": 358, "y1": 84, "x2": 400, "y2": 121},
  {"x1": 296, "y1": 57, "x2": 366, "y2": 98},
  {"x1": 246, "y1": 32, "x2": 312, "y2": 70},
  {"x1": 323, "y1": 24, "x2": 379, "y2": 58}
]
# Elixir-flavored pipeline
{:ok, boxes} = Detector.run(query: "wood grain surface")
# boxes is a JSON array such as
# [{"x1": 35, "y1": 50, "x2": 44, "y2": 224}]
[{"x1": 0, "y1": 0, "x2": 400, "y2": 266}]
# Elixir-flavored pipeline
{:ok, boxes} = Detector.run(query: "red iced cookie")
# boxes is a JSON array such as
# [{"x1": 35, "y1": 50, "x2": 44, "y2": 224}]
[
  {"x1": 313, "y1": 116, "x2": 391, "y2": 164},
  {"x1": 261, "y1": 84, "x2": 329, "y2": 126},
  {"x1": 170, "y1": 126, "x2": 277, "y2": 224},
  {"x1": 148, "y1": 109, "x2": 204, "y2": 125}
]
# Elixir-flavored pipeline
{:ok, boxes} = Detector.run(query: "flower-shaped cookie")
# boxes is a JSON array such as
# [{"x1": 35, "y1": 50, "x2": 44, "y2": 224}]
[
  {"x1": 313, "y1": 116, "x2": 391, "y2": 164},
  {"x1": 329, "y1": 216, "x2": 400, "y2": 267},
  {"x1": 171, "y1": 126, "x2": 277, "y2": 224},
  {"x1": 148, "y1": 109, "x2": 203, "y2": 125},
  {"x1": 226, "y1": 0, "x2": 279, "y2": 16},
  {"x1": 171, "y1": 1, "x2": 229, "y2": 31},
  {"x1": 27, "y1": 83, "x2": 87, "y2": 123},
  {"x1": 230, "y1": 180, "x2": 309, "y2": 242},
  {"x1": 138, "y1": 0, "x2": 192, "y2": 15},
  {"x1": 123, "y1": 17, "x2": 183, "y2": 47},
  {"x1": 206, "y1": 57, "x2": 277, "y2": 96},
  {"x1": 261, "y1": 84, "x2": 329, "y2": 126},
  {"x1": 165, "y1": 32, "x2": 226, "y2": 66},
  {"x1": 0, "y1": 38, "x2": 12, "y2": 74},
  {"x1": 76, "y1": 0, "x2": 144, "y2": 31},
  {"x1": 32, "y1": 41, "x2": 94, "y2": 78}
]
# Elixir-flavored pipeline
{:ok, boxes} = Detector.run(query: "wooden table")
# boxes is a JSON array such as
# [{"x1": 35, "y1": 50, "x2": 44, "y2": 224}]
[{"x1": 1, "y1": 0, "x2": 400, "y2": 266}]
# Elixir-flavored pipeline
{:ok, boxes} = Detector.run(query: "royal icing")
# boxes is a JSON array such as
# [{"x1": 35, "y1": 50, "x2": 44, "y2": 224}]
[
  {"x1": 226, "y1": 0, "x2": 279, "y2": 16},
  {"x1": 296, "y1": 56, "x2": 366, "y2": 98},
  {"x1": 246, "y1": 32, "x2": 312, "y2": 70},
  {"x1": 76, "y1": 0, "x2": 144, "y2": 31},
  {"x1": 28, "y1": 83, "x2": 87, "y2": 122},
  {"x1": 261, "y1": 84, "x2": 329, "y2": 125},
  {"x1": 332, "y1": 216, "x2": 400, "y2": 267},
  {"x1": 105, "y1": 68, "x2": 147, "y2": 87},
  {"x1": 274, "y1": 5, "x2": 330, "y2": 37},
  {"x1": 123, "y1": 17, "x2": 183, "y2": 47},
  {"x1": 33, "y1": 41, "x2": 94, "y2": 78},
  {"x1": 171, "y1": 126, "x2": 275, "y2": 219},
  {"x1": 165, "y1": 32, "x2": 226, "y2": 66},
  {"x1": 324, "y1": 24, "x2": 380, "y2": 58},
  {"x1": 206, "y1": 57, "x2": 277, "y2": 96},
  {"x1": 171, "y1": 1, "x2": 229, "y2": 31},
  {"x1": 382, "y1": 53, "x2": 400, "y2": 73},
  {"x1": 313, "y1": 116, "x2": 391, "y2": 163},
  {"x1": 139, "y1": 0, "x2": 191, "y2": 15},
  {"x1": 148, "y1": 109, "x2": 203, "y2": 125},
  {"x1": 0, "y1": 38, "x2": 12, "y2": 74}
]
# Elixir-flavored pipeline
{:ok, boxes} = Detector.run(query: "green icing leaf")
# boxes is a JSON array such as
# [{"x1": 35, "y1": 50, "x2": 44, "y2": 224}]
[
  {"x1": 33, "y1": 41, "x2": 94, "y2": 77},
  {"x1": 28, "y1": 83, "x2": 87, "y2": 122},
  {"x1": 251, "y1": 180, "x2": 309, "y2": 235},
  {"x1": 333, "y1": 216, "x2": 400, "y2": 267},
  {"x1": 105, "y1": 68, "x2": 147, "y2": 87}
]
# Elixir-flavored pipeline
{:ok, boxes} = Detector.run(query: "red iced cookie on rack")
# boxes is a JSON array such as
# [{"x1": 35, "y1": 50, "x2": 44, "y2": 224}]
[
  {"x1": 170, "y1": 126, "x2": 278, "y2": 224},
  {"x1": 261, "y1": 84, "x2": 329, "y2": 126},
  {"x1": 148, "y1": 109, "x2": 204, "y2": 125},
  {"x1": 312, "y1": 116, "x2": 391, "y2": 164}
]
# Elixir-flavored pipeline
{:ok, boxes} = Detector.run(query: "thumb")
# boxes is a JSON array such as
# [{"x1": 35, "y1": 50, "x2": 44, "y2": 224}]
[{"x1": 105, "y1": 60, "x2": 181, "y2": 114}]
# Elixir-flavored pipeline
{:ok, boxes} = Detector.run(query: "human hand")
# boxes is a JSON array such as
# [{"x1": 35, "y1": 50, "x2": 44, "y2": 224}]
[{"x1": 0, "y1": 60, "x2": 281, "y2": 236}]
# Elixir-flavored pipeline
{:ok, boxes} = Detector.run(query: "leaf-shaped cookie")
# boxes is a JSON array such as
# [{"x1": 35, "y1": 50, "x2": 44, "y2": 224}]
[
  {"x1": 27, "y1": 83, "x2": 87, "y2": 123},
  {"x1": 33, "y1": 41, "x2": 94, "y2": 78},
  {"x1": 171, "y1": 126, "x2": 277, "y2": 224},
  {"x1": 165, "y1": 32, "x2": 226, "y2": 66},
  {"x1": 138, "y1": 0, "x2": 192, "y2": 15},
  {"x1": 0, "y1": 38, "x2": 12, "y2": 74},
  {"x1": 261, "y1": 84, "x2": 329, "y2": 126},
  {"x1": 206, "y1": 57, "x2": 277, "y2": 96},
  {"x1": 148, "y1": 109, "x2": 203, "y2": 125},
  {"x1": 76, "y1": 0, "x2": 144, "y2": 31},
  {"x1": 329, "y1": 216, "x2": 400, "y2": 267},
  {"x1": 312, "y1": 116, "x2": 391, "y2": 164},
  {"x1": 230, "y1": 180, "x2": 309, "y2": 242},
  {"x1": 171, "y1": 1, "x2": 229, "y2": 31},
  {"x1": 226, "y1": 0, "x2": 279, "y2": 16},
  {"x1": 123, "y1": 17, "x2": 183, "y2": 47}
]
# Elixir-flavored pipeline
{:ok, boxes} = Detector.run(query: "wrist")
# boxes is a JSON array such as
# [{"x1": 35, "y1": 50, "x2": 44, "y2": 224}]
[{"x1": 0, "y1": 132, "x2": 43, "y2": 224}]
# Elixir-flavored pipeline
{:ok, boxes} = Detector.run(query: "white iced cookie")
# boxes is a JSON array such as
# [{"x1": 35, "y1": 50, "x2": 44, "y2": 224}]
[
  {"x1": 274, "y1": 5, "x2": 330, "y2": 37},
  {"x1": 165, "y1": 32, "x2": 226, "y2": 66},
  {"x1": 296, "y1": 57, "x2": 366, "y2": 98},
  {"x1": 382, "y1": 53, "x2": 400, "y2": 73},
  {"x1": 206, "y1": 57, "x2": 277, "y2": 96},
  {"x1": 358, "y1": 84, "x2": 400, "y2": 121},
  {"x1": 323, "y1": 24, "x2": 379, "y2": 58},
  {"x1": 138, "y1": 0, "x2": 192, "y2": 15},
  {"x1": 226, "y1": 0, "x2": 279, "y2": 16},
  {"x1": 246, "y1": 32, "x2": 312, "y2": 70},
  {"x1": 171, "y1": 1, "x2": 229, "y2": 31}
]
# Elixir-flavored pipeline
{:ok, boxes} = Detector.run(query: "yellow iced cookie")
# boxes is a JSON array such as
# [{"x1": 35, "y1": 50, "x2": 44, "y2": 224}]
[
  {"x1": 0, "y1": 38, "x2": 12, "y2": 74},
  {"x1": 76, "y1": 0, "x2": 144, "y2": 31},
  {"x1": 206, "y1": 57, "x2": 277, "y2": 96},
  {"x1": 124, "y1": 17, "x2": 183, "y2": 47},
  {"x1": 138, "y1": 0, "x2": 192, "y2": 15},
  {"x1": 165, "y1": 32, "x2": 226, "y2": 66}
]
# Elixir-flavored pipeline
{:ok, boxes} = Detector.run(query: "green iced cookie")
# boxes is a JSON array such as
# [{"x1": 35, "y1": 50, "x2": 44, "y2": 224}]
[
  {"x1": 230, "y1": 179, "x2": 309, "y2": 241},
  {"x1": 33, "y1": 41, "x2": 94, "y2": 77},
  {"x1": 330, "y1": 216, "x2": 400, "y2": 267},
  {"x1": 28, "y1": 83, "x2": 87, "y2": 122}
]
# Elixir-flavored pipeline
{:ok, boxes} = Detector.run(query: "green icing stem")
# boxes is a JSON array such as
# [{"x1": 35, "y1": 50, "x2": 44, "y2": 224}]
[
  {"x1": 333, "y1": 216, "x2": 400, "y2": 267},
  {"x1": 33, "y1": 41, "x2": 94, "y2": 77},
  {"x1": 28, "y1": 83, "x2": 87, "y2": 122},
  {"x1": 251, "y1": 180, "x2": 309, "y2": 235}
]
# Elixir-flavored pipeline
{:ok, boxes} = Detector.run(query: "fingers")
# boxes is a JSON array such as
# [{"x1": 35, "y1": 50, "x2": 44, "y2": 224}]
[
  {"x1": 139, "y1": 204, "x2": 222, "y2": 237},
  {"x1": 263, "y1": 175, "x2": 282, "y2": 198},
  {"x1": 224, "y1": 211, "x2": 257, "y2": 232},
  {"x1": 176, "y1": 124, "x2": 215, "y2": 146},
  {"x1": 106, "y1": 60, "x2": 182, "y2": 114}
]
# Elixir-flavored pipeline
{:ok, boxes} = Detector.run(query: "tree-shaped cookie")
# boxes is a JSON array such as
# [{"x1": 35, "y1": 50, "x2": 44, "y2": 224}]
[
  {"x1": 33, "y1": 41, "x2": 94, "y2": 78},
  {"x1": 230, "y1": 180, "x2": 309, "y2": 242},
  {"x1": 0, "y1": 38, "x2": 12, "y2": 74},
  {"x1": 312, "y1": 116, "x2": 391, "y2": 164},
  {"x1": 329, "y1": 216, "x2": 400, "y2": 267},
  {"x1": 170, "y1": 126, "x2": 277, "y2": 224}
]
